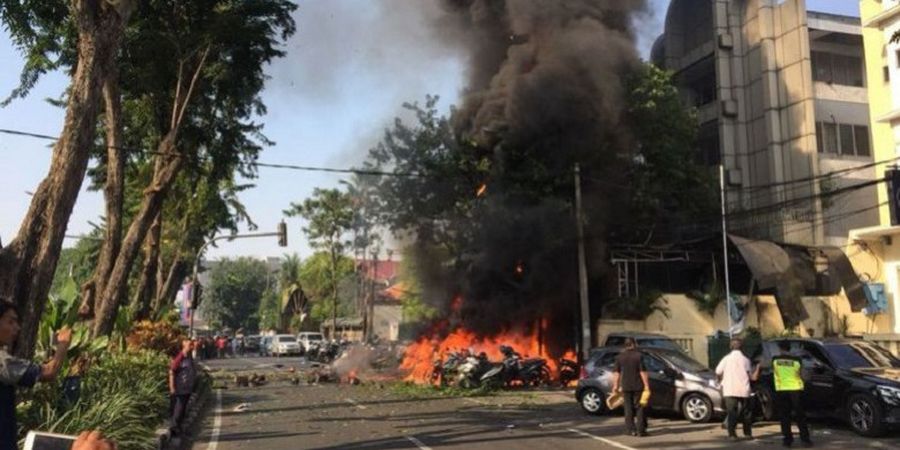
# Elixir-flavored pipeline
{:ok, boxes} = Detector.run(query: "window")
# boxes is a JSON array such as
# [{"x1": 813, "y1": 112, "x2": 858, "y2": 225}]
[
  {"x1": 642, "y1": 354, "x2": 667, "y2": 373},
  {"x1": 855, "y1": 125, "x2": 871, "y2": 156},
  {"x1": 812, "y1": 51, "x2": 864, "y2": 87},
  {"x1": 885, "y1": 66, "x2": 891, "y2": 83},
  {"x1": 840, "y1": 124, "x2": 854, "y2": 155},
  {"x1": 816, "y1": 122, "x2": 871, "y2": 156}
]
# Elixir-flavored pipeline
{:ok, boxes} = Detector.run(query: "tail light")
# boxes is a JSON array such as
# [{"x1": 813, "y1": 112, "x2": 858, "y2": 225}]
[{"x1": 579, "y1": 365, "x2": 588, "y2": 379}]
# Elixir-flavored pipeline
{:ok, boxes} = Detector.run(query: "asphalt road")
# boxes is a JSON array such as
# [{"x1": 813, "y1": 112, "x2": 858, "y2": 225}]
[{"x1": 186, "y1": 356, "x2": 900, "y2": 450}]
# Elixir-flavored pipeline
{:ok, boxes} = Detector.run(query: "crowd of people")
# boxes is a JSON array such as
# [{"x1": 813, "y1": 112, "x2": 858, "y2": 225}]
[{"x1": 611, "y1": 336, "x2": 814, "y2": 448}]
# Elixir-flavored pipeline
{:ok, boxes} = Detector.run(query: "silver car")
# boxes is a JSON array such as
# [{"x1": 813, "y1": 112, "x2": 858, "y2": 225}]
[{"x1": 575, "y1": 347, "x2": 725, "y2": 423}]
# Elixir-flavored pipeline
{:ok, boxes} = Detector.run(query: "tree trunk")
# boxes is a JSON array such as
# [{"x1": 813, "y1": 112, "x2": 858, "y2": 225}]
[
  {"x1": 153, "y1": 257, "x2": 188, "y2": 318},
  {"x1": 0, "y1": 1, "x2": 128, "y2": 358},
  {"x1": 92, "y1": 45, "x2": 210, "y2": 337},
  {"x1": 79, "y1": 71, "x2": 126, "y2": 319},
  {"x1": 93, "y1": 139, "x2": 182, "y2": 336},
  {"x1": 130, "y1": 212, "x2": 162, "y2": 321}
]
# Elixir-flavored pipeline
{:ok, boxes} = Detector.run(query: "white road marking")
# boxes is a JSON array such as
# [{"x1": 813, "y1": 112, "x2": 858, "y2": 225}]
[
  {"x1": 346, "y1": 398, "x2": 368, "y2": 410},
  {"x1": 568, "y1": 428, "x2": 638, "y2": 450},
  {"x1": 207, "y1": 389, "x2": 223, "y2": 450},
  {"x1": 405, "y1": 435, "x2": 432, "y2": 450}
]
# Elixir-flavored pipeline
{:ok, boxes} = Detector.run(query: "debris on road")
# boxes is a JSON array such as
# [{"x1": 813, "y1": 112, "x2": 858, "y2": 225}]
[{"x1": 232, "y1": 403, "x2": 251, "y2": 412}]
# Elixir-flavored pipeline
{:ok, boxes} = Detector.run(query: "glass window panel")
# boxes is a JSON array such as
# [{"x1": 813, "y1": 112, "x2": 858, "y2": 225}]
[
  {"x1": 885, "y1": 66, "x2": 891, "y2": 83},
  {"x1": 840, "y1": 124, "x2": 854, "y2": 155},
  {"x1": 833, "y1": 55, "x2": 850, "y2": 85},
  {"x1": 848, "y1": 56, "x2": 863, "y2": 87},
  {"x1": 855, "y1": 126, "x2": 871, "y2": 157},
  {"x1": 816, "y1": 122, "x2": 824, "y2": 153},
  {"x1": 813, "y1": 52, "x2": 831, "y2": 82},
  {"x1": 823, "y1": 122, "x2": 838, "y2": 153}
]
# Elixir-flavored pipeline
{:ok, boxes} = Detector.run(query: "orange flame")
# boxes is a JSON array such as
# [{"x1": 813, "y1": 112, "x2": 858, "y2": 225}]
[
  {"x1": 400, "y1": 321, "x2": 577, "y2": 385},
  {"x1": 476, "y1": 184, "x2": 488, "y2": 197}
]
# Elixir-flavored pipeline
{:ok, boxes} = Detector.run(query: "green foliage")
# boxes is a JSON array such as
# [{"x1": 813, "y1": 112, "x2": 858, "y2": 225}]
[
  {"x1": 387, "y1": 381, "x2": 496, "y2": 399},
  {"x1": 37, "y1": 279, "x2": 109, "y2": 364},
  {"x1": 397, "y1": 247, "x2": 437, "y2": 323},
  {"x1": 687, "y1": 279, "x2": 725, "y2": 317},
  {"x1": 298, "y1": 252, "x2": 355, "y2": 325},
  {"x1": 616, "y1": 64, "x2": 717, "y2": 241},
  {"x1": 603, "y1": 289, "x2": 670, "y2": 321},
  {"x1": 257, "y1": 289, "x2": 281, "y2": 332},
  {"x1": 285, "y1": 188, "x2": 354, "y2": 255},
  {"x1": 49, "y1": 232, "x2": 102, "y2": 298},
  {"x1": 200, "y1": 257, "x2": 268, "y2": 331},
  {"x1": 17, "y1": 350, "x2": 169, "y2": 450}
]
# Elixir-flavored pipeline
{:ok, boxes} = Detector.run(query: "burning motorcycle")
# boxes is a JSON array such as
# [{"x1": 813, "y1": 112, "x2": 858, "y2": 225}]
[
  {"x1": 558, "y1": 358, "x2": 579, "y2": 387},
  {"x1": 431, "y1": 351, "x2": 466, "y2": 387},
  {"x1": 455, "y1": 352, "x2": 491, "y2": 389}
]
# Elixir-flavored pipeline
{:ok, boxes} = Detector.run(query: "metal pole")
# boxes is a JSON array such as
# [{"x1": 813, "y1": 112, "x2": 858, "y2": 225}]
[
  {"x1": 720, "y1": 165, "x2": 734, "y2": 337},
  {"x1": 574, "y1": 163, "x2": 592, "y2": 360}
]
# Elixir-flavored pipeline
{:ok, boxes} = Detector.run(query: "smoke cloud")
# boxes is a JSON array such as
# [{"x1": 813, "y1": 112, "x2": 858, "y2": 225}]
[{"x1": 413, "y1": 0, "x2": 649, "y2": 352}]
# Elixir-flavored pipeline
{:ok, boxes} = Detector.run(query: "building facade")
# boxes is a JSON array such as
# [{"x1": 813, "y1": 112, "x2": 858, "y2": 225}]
[{"x1": 652, "y1": 0, "x2": 879, "y2": 246}]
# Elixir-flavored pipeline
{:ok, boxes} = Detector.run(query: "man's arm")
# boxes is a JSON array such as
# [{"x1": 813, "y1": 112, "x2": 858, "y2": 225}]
[
  {"x1": 39, "y1": 327, "x2": 72, "y2": 381},
  {"x1": 640, "y1": 370, "x2": 650, "y2": 393}
]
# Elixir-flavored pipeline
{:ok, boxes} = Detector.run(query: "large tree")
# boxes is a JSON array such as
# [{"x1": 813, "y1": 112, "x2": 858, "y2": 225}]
[
  {"x1": 285, "y1": 189, "x2": 354, "y2": 337},
  {"x1": 0, "y1": 0, "x2": 135, "y2": 357},
  {"x1": 297, "y1": 251, "x2": 355, "y2": 329},
  {"x1": 90, "y1": 0, "x2": 297, "y2": 336},
  {"x1": 199, "y1": 257, "x2": 268, "y2": 332}
]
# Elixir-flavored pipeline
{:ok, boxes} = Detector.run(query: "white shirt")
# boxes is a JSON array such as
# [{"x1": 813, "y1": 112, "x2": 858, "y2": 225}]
[{"x1": 715, "y1": 349, "x2": 752, "y2": 398}]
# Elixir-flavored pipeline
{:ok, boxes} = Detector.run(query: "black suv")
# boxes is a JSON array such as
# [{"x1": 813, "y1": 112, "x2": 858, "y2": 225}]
[{"x1": 751, "y1": 338, "x2": 900, "y2": 437}]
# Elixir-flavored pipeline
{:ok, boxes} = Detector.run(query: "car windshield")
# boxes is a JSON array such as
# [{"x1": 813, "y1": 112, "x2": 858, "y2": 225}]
[
  {"x1": 304, "y1": 334, "x2": 323, "y2": 340},
  {"x1": 824, "y1": 342, "x2": 900, "y2": 369},
  {"x1": 661, "y1": 351, "x2": 710, "y2": 373},
  {"x1": 278, "y1": 336, "x2": 295, "y2": 343},
  {"x1": 639, "y1": 338, "x2": 683, "y2": 353}
]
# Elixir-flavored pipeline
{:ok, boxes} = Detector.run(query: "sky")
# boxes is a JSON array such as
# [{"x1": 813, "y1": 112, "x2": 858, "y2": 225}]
[{"x1": 0, "y1": 0, "x2": 861, "y2": 262}]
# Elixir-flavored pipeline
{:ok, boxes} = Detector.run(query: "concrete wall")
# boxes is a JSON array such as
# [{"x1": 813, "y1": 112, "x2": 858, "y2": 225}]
[
  {"x1": 598, "y1": 291, "x2": 894, "y2": 366},
  {"x1": 373, "y1": 304, "x2": 402, "y2": 341}
]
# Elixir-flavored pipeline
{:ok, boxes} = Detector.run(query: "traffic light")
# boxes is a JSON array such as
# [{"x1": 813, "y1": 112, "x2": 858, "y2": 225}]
[{"x1": 277, "y1": 220, "x2": 288, "y2": 247}]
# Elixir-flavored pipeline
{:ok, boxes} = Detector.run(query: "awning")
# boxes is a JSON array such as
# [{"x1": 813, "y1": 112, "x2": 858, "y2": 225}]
[{"x1": 728, "y1": 235, "x2": 866, "y2": 325}]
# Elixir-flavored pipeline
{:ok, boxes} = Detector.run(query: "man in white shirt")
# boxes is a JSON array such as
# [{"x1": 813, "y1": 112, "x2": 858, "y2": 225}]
[{"x1": 715, "y1": 338, "x2": 760, "y2": 440}]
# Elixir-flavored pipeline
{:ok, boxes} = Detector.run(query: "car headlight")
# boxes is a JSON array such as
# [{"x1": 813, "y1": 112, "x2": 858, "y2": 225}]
[
  {"x1": 876, "y1": 385, "x2": 900, "y2": 406},
  {"x1": 707, "y1": 379, "x2": 718, "y2": 389}
]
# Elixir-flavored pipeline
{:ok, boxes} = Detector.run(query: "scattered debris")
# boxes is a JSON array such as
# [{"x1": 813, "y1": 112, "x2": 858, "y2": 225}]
[{"x1": 232, "y1": 403, "x2": 251, "y2": 412}]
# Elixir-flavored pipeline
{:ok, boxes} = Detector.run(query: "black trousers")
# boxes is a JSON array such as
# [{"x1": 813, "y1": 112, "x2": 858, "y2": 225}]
[
  {"x1": 724, "y1": 396, "x2": 753, "y2": 437},
  {"x1": 170, "y1": 393, "x2": 192, "y2": 436},
  {"x1": 775, "y1": 391, "x2": 810, "y2": 445},
  {"x1": 622, "y1": 391, "x2": 647, "y2": 434}
]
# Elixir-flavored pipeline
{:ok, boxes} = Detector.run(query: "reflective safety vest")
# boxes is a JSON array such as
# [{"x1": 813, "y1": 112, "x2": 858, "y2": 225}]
[{"x1": 773, "y1": 356, "x2": 804, "y2": 392}]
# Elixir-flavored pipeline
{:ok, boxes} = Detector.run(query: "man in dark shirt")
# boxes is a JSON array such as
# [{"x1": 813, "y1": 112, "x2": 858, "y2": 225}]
[
  {"x1": 612, "y1": 337, "x2": 651, "y2": 436},
  {"x1": 0, "y1": 299, "x2": 70, "y2": 450},
  {"x1": 169, "y1": 339, "x2": 197, "y2": 437}
]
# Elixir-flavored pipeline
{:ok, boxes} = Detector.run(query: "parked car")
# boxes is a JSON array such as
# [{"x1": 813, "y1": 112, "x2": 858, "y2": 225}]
[
  {"x1": 576, "y1": 346, "x2": 724, "y2": 423},
  {"x1": 751, "y1": 338, "x2": 900, "y2": 437},
  {"x1": 271, "y1": 334, "x2": 301, "y2": 357},
  {"x1": 244, "y1": 335, "x2": 261, "y2": 354},
  {"x1": 603, "y1": 332, "x2": 686, "y2": 354},
  {"x1": 297, "y1": 332, "x2": 325, "y2": 354},
  {"x1": 259, "y1": 335, "x2": 272, "y2": 357}
]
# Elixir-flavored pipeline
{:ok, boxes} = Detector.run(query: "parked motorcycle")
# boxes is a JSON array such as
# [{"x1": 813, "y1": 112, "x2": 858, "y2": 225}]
[
  {"x1": 479, "y1": 345, "x2": 521, "y2": 388},
  {"x1": 455, "y1": 352, "x2": 491, "y2": 389}
]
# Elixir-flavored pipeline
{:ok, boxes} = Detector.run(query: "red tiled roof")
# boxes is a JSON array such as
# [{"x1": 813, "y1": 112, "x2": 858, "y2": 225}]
[{"x1": 356, "y1": 259, "x2": 399, "y2": 282}]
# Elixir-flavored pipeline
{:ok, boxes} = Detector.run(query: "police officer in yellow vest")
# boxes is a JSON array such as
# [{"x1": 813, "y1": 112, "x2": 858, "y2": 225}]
[{"x1": 772, "y1": 341, "x2": 812, "y2": 448}]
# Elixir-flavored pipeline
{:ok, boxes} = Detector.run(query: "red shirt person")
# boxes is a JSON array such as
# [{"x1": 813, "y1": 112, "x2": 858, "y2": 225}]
[{"x1": 168, "y1": 339, "x2": 197, "y2": 437}]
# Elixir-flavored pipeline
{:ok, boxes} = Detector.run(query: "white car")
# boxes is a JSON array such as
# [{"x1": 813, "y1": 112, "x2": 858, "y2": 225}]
[
  {"x1": 296, "y1": 332, "x2": 324, "y2": 353},
  {"x1": 271, "y1": 334, "x2": 301, "y2": 357}
]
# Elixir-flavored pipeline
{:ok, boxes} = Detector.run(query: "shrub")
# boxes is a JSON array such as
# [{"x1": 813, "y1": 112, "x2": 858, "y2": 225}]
[
  {"x1": 126, "y1": 320, "x2": 186, "y2": 356},
  {"x1": 18, "y1": 350, "x2": 170, "y2": 450}
]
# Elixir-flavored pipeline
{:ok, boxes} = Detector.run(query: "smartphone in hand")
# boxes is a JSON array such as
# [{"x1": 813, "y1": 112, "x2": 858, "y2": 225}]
[{"x1": 23, "y1": 431, "x2": 75, "y2": 450}]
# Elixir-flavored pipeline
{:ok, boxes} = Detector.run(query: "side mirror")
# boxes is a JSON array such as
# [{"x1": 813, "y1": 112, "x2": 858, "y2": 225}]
[{"x1": 663, "y1": 367, "x2": 681, "y2": 379}]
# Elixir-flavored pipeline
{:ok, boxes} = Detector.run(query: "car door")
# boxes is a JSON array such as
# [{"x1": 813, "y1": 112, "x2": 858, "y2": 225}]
[
  {"x1": 642, "y1": 352, "x2": 677, "y2": 411},
  {"x1": 799, "y1": 342, "x2": 836, "y2": 411}
]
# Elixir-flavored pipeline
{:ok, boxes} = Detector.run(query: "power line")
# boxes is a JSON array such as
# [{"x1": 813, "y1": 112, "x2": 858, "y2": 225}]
[{"x1": 0, "y1": 127, "x2": 421, "y2": 178}]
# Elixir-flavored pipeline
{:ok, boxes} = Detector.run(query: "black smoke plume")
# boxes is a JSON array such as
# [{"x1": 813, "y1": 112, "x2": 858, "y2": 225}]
[{"x1": 410, "y1": 0, "x2": 649, "y2": 353}]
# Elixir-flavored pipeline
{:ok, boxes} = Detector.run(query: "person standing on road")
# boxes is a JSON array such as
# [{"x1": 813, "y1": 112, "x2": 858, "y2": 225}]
[
  {"x1": 0, "y1": 299, "x2": 72, "y2": 450},
  {"x1": 169, "y1": 339, "x2": 197, "y2": 438},
  {"x1": 612, "y1": 337, "x2": 651, "y2": 437},
  {"x1": 216, "y1": 335, "x2": 226, "y2": 359},
  {"x1": 772, "y1": 341, "x2": 812, "y2": 448},
  {"x1": 715, "y1": 338, "x2": 760, "y2": 440}
]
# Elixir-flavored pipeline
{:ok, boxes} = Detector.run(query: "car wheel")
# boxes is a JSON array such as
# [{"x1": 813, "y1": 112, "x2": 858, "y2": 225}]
[
  {"x1": 847, "y1": 393, "x2": 886, "y2": 437},
  {"x1": 682, "y1": 393, "x2": 713, "y2": 423},
  {"x1": 580, "y1": 388, "x2": 606, "y2": 416},
  {"x1": 756, "y1": 386, "x2": 775, "y2": 421}
]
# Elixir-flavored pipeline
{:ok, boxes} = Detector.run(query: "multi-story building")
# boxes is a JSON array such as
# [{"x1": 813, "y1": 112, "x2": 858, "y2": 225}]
[{"x1": 652, "y1": 0, "x2": 879, "y2": 247}]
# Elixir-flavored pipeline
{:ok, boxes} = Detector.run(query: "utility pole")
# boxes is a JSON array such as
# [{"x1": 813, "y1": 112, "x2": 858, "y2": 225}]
[
  {"x1": 719, "y1": 165, "x2": 734, "y2": 337},
  {"x1": 574, "y1": 163, "x2": 591, "y2": 361}
]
